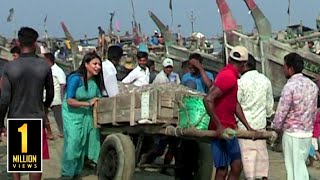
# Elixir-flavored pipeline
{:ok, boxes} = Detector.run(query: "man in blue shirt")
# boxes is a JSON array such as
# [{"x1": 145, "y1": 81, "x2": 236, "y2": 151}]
[
  {"x1": 182, "y1": 53, "x2": 214, "y2": 93},
  {"x1": 176, "y1": 53, "x2": 214, "y2": 180}
]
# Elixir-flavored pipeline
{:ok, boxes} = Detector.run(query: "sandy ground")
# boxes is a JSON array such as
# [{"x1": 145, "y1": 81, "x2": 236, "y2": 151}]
[{"x1": 0, "y1": 114, "x2": 319, "y2": 180}]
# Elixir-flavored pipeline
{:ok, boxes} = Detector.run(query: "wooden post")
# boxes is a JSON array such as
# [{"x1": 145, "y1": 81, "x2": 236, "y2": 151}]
[
  {"x1": 152, "y1": 90, "x2": 158, "y2": 123},
  {"x1": 112, "y1": 97, "x2": 117, "y2": 125},
  {"x1": 93, "y1": 102, "x2": 100, "y2": 128},
  {"x1": 130, "y1": 93, "x2": 136, "y2": 126}
]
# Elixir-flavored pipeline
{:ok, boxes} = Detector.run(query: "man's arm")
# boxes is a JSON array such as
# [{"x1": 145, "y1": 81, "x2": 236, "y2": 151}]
[
  {"x1": 235, "y1": 102, "x2": 253, "y2": 131},
  {"x1": 199, "y1": 69, "x2": 212, "y2": 88},
  {"x1": 0, "y1": 73, "x2": 11, "y2": 129},
  {"x1": 122, "y1": 69, "x2": 138, "y2": 84},
  {"x1": 204, "y1": 85, "x2": 224, "y2": 134},
  {"x1": 43, "y1": 69, "x2": 54, "y2": 108},
  {"x1": 189, "y1": 60, "x2": 212, "y2": 88},
  {"x1": 271, "y1": 85, "x2": 292, "y2": 130}
]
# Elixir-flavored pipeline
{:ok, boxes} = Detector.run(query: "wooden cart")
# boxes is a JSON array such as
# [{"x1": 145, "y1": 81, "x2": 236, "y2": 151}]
[{"x1": 94, "y1": 89, "x2": 277, "y2": 180}]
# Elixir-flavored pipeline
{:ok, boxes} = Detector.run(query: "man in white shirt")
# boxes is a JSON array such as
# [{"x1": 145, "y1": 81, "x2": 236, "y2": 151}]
[
  {"x1": 237, "y1": 54, "x2": 274, "y2": 180},
  {"x1": 122, "y1": 51, "x2": 150, "y2": 86},
  {"x1": 102, "y1": 45, "x2": 123, "y2": 97},
  {"x1": 44, "y1": 53, "x2": 66, "y2": 138},
  {"x1": 153, "y1": 58, "x2": 181, "y2": 84}
]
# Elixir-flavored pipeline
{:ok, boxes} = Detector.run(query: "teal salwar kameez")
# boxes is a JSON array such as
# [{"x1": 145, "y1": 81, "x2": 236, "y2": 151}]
[{"x1": 61, "y1": 73, "x2": 101, "y2": 177}]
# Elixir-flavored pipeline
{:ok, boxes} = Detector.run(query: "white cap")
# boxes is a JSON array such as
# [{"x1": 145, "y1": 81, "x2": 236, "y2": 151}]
[
  {"x1": 162, "y1": 58, "x2": 173, "y2": 67},
  {"x1": 229, "y1": 46, "x2": 249, "y2": 62}
]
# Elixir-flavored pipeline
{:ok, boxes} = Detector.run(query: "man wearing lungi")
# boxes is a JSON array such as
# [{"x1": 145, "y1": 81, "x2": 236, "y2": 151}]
[{"x1": 237, "y1": 54, "x2": 274, "y2": 179}]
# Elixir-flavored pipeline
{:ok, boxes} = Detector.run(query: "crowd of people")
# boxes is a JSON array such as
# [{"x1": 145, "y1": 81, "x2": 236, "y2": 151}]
[{"x1": 0, "y1": 26, "x2": 319, "y2": 180}]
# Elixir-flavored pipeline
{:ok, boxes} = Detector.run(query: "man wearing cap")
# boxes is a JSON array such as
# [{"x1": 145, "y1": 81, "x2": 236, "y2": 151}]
[
  {"x1": 204, "y1": 46, "x2": 254, "y2": 180},
  {"x1": 153, "y1": 58, "x2": 180, "y2": 84},
  {"x1": 237, "y1": 54, "x2": 274, "y2": 180},
  {"x1": 182, "y1": 53, "x2": 213, "y2": 93}
]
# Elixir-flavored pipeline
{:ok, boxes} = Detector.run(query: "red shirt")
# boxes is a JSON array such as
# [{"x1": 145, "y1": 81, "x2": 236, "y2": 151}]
[{"x1": 209, "y1": 64, "x2": 239, "y2": 130}]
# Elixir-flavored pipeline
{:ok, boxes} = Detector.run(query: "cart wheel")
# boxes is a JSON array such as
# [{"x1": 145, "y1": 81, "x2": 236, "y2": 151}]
[{"x1": 97, "y1": 133, "x2": 135, "y2": 180}]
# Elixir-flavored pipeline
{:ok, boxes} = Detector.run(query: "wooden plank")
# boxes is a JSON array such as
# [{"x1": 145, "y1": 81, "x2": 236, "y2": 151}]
[
  {"x1": 130, "y1": 93, "x2": 136, "y2": 126},
  {"x1": 135, "y1": 93, "x2": 142, "y2": 108},
  {"x1": 97, "y1": 109, "x2": 142, "y2": 124},
  {"x1": 97, "y1": 111, "x2": 112, "y2": 124},
  {"x1": 155, "y1": 118, "x2": 178, "y2": 125},
  {"x1": 116, "y1": 95, "x2": 132, "y2": 110},
  {"x1": 158, "y1": 107, "x2": 175, "y2": 119},
  {"x1": 159, "y1": 91, "x2": 175, "y2": 108},
  {"x1": 141, "y1": 91, "x2": 151, "y2": 120},
  {"x1": 112, "y1": 97, "x2": 117, "y2": 125},
  {"x1": 96, "y1": 97, "x2": 113, "y2": 112},
  {"x1": 93, "y1": 102, "x2": 100, "y2": 128},
  {"x1": 152, "y1": 90, "x2": 158, "y2": 123}
]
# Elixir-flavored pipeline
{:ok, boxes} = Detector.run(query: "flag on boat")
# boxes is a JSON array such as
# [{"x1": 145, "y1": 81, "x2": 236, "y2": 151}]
[
  {"x1": 287, "y1": 0, "x2": 291, "y2": 14},
  {"x1": 115, "y1": 20, "x2": 120, "y2": 32},
  {"x1": 7, "y1": 8, "x2": 14, "y2": 22},
  {"x1": 169, "y1": 0, "x2": 173, "y2": 10}
]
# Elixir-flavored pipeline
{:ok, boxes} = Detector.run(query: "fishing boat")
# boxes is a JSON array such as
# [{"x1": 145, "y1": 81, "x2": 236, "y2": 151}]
[
  {"x1": 218, "y1": 0, "x2": 320, "y2": 98},
  {"x1": 148, "y1": 11, "x2": 224, "y2": 75}
]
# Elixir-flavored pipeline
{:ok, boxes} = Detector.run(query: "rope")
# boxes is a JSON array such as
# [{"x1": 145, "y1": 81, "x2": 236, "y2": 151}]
[
  {"x1": 164, "y1": 126, "x2": 183, "y2": 137},
  {"x1": 179, "y1": 96, "x2": 208, "y2": 129},
  {"x1": 178, "y1": 99, "x2": 192, "y2": 128},
  {"x1": 165, "y1": 126, "x2": 169, "y2": 135},
  {"x1": 180, "y1": 128, "x2": 184, "y2": 136}
]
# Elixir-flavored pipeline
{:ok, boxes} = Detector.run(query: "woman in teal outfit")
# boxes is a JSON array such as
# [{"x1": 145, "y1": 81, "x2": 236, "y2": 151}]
[{"x1": 61, "y1": 52, "x2": 105, "y2": 178}]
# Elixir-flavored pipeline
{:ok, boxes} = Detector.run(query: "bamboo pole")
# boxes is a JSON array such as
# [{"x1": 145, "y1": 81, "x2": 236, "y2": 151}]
[{"x1": 159, "y1": 126, "x2": 278, "y2": 141}]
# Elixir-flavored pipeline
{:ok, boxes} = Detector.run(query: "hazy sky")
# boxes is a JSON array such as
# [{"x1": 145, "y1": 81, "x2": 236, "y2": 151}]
[{"x1": 0, "y1": 0, "x2": 319, "y2": 39}]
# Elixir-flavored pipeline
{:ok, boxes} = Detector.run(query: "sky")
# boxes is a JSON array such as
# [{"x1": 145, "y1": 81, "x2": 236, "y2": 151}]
[{"x1": 0, "y1": 0, "x2": 319, "y2": 39}]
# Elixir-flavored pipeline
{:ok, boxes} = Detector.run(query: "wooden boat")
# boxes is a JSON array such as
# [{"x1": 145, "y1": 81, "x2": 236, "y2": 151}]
[
  {"x1": 148, "y1": 11, "x2": 224, "y2": 75},
  {"x1": 218, "y1": 0, "x2": 320, "y2": 98}
]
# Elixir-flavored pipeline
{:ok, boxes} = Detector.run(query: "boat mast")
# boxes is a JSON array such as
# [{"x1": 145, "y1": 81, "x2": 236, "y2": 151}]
[
  {"x1": 288, "y1": 0, "x2": 291, "y2": 26},
  {"x1": 109, "y1": 11, "x2": 115, "y2": 35},
  {"x1": 189, "y1": 11, "x2": 196, "y2": 33},
  {"x1": 131, "y1": 0, "x2": 138, "y2": 32}
]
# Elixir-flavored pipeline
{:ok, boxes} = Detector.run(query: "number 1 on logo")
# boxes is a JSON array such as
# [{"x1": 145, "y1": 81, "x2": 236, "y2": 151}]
[{"x1": 18, "y1": 123, "x2": 28, "y2": 153}]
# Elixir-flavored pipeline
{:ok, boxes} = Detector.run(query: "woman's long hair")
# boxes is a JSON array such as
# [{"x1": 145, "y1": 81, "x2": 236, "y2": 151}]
[{"x1": 67, "y1": 52, "x2": 105, "y2": 92}]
